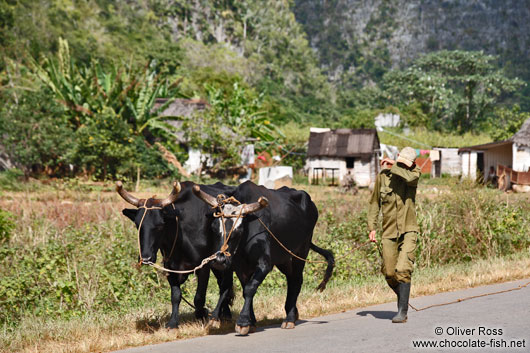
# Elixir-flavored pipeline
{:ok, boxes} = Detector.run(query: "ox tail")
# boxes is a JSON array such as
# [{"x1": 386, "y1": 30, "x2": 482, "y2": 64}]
[{"x1": 310, "y1": 243, "x2": 335, "y2": 292}]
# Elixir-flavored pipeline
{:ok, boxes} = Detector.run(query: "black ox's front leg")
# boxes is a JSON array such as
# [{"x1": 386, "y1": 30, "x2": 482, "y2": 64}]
[
  {"x1": 193, "y1": 267, "x2": 210, "y2": 320},
  {"x1": 208, "y1": 268, "x2": 234, "y2": 328},
  {"x1": 235, "y1": 258, "x2": 272, "y2": 335},
  {"x1": 166, "y1": 273, "x2": 187, "y2": 329}
]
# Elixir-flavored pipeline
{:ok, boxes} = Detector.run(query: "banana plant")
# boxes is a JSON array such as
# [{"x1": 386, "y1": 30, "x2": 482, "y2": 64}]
[
  {"x1": 205, "y1": 82, "x2": 284, "y2": 149},
  {"x1": 31, "y1": 38, "x2": 183, "y2": 137}
]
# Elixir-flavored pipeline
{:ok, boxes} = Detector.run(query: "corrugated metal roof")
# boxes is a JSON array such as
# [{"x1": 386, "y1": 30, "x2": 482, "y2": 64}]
[
  {"x1": 458, "y1": 140, "x2": 512, "y2": 153},
  {"x1": 459, "y1": 117, "x2": 530, "y2": 151},
  {"x1": 153, "y1": 98, "x2": 208, "y2": 117},
  {"x1": 307, "y1": 129, "x2": 380, "y2": 157}
]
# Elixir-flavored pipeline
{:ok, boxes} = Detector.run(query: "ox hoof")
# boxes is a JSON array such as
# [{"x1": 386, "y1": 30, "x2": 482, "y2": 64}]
[
  {"x1": 195, "y1": 308, "x2": 209, "y2": 320},
  {"x1": 165, "y1": 322, "x2": 179, "y2": 330},
  {"x1": 281, "y1": 321, "x2": 295, "y2": 329},
  {"x1": 235, "y1": 324, "x2": 250, "y2": 336},
  {"x1": 207, "y1": 319, "x2": 221, "y2": 329}
]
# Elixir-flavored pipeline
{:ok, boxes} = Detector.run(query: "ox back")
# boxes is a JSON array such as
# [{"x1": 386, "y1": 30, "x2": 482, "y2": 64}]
[{"x1": 238, "y1": 183, "x2": 318, "y2": 263}]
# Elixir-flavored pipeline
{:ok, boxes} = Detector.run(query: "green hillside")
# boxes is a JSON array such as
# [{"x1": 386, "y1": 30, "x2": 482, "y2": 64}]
[{"x1": 1, "y1": 0, "x2": 528, "y2": 179}]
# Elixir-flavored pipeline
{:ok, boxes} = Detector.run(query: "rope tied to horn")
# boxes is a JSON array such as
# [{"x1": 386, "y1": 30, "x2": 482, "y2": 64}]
[
  {"x1": 117, "y1": 181, "x2": 220, "y2": 275},
  {"x1": 213, "y1": 195, "x2": 245, "y2": 256}
]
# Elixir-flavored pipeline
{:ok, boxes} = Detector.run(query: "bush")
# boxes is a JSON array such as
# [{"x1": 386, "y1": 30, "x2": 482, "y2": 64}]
[
  {"x1": 0, "y1": 89, "x2": 74, "y2": 176},
  {"x1": 0, "y1": 220, "x2": 176, "y2": 326},
  {"x1": 67, "y1": 108, "x2": 135, "y2": 180},
  {"x1": 417, "y1": 188, "x2": 530, "y2": 266},
  {"x1": 0, "y1": 210, "x2": 14, "y2": 244},
  {"x1": 0, "y1": 168, "x2": 24, "y2": 191}
]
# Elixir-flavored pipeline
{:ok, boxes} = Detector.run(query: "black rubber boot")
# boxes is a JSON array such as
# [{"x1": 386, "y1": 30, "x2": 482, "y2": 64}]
[{"x1": 392, "y1": 282, "x2": 410, "y2": 323}]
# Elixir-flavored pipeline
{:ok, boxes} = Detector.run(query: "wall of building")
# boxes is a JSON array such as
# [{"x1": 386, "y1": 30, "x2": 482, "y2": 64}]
[
  {"x1": 307, "y1": 156, "x2": 377, "y2": 187},
  {"x1": 307, "y1": 157, "x2": 347, "y2": 185},
  {"x1": 461, "y1": 151, "x2": 478, "y2": 179},
  {"x1": 434, "y1": 148, "x2": 460, "y2": 176},
  {"x1": 483, "y1": 143, "x2": 513, "y2": 172},
  {"x1": 353, "y1": 157, "x2": 375, "y2": 187},
  {"x1": 513, "y1": 144, "x2": 530, "y2": 172}
]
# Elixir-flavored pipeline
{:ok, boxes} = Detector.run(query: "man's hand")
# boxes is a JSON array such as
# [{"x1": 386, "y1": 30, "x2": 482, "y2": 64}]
[
  {"x1": 369, "y1": 230, "x2": 377, "y2": 242},
  {"x1": 381, "y1": 158, "x2": 395, "y2": 169}
]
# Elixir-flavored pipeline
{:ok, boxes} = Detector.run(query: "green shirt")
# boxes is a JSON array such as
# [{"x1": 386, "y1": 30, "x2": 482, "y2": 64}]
[{"x1": 367, "y1": 163, "x2": 421, "y2": 239}]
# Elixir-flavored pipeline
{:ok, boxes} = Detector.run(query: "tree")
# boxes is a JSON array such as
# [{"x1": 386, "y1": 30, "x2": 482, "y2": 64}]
[
  {"x1": 485, "y1": 105, "x2": 530, "y2": 142},
  {"x1": 184, "y1": 82, "x2": 283, "y2": 171},
  {"x1": 383, "y1": 50, "x2": 524, "y2": 132},
  {"x1": 26, "y1": 38, "x2": 184, "y2": 179}
]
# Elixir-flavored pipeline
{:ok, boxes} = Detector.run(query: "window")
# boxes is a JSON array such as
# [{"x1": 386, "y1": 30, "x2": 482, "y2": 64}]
[{"x1": 346, "y1": 157, "x2": 355, "y2": 169}]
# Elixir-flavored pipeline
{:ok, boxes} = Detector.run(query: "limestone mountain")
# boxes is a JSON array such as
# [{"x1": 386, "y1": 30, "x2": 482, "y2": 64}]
[{"x1": 294, "y1": 0, "x2": 530, "y2": 90}]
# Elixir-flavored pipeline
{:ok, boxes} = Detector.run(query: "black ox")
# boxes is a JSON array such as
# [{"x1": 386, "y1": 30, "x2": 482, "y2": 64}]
[
  {"x1": 117, "y1": 181, "x2": 235, "y2": 328},
  {"x1": 193, "y1": 181, "x2": 334, "y2": 335}
]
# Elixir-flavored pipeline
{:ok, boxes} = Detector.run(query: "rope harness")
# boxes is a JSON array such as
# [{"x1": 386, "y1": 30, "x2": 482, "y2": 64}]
[
  {"x1": 212, "y1": 195, "x2": 245, "y2": 256},
  {"x1": 135, "y1": 200, "x2": 217, "y2": 275},
  {"x1": 408, "y1": 280, "x2": 530, "y2": 312}
]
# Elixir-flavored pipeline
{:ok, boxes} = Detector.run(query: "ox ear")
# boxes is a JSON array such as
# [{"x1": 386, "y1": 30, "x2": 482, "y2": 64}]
[{"x1": 122, "y1": 208, "x2": 138, "y2": 222}]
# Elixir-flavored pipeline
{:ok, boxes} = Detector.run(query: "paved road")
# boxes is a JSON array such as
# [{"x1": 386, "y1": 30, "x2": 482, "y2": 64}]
[{"x1": 115, "y1": 279, "x2": 530, "y2": 353}]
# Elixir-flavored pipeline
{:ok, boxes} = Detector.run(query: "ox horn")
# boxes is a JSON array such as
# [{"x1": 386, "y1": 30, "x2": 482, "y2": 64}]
[
  {"x1": 159, "y1": 181, "x2": 181, "y2": 208},
  {"x1": 116, "y1": 181, "x2": 141, "y2": 207},
  {"x1": 192, "y1": 185, "x2": 218, "y2": 208},
  {"x1": 242, "y1": 196, "x2": 269, "y2": 215}
]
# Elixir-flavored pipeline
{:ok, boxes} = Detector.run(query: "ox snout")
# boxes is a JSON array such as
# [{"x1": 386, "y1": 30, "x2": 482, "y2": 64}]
[
  {"x1": 139, "y1": 255, "x2": 156, "y2": 265},
  {"x1": 211, "y1": 251, "x2": 230, "y2": 271}
]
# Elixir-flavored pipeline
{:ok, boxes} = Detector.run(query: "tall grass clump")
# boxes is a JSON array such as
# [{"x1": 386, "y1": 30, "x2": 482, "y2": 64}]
[
  {"x1": 417, "y1": 187, "x2": 530, "y2": 267},
  {"x1": 0, "y1": 209, "x2": 14, "y2": 244},
  {"x1": 0, "y1": 216, "x2": 197, "y2": 331},
  {"x1": 0, "y1": 169, "x2": 25, "y2": 191},
  {"x1": 264, "y1": 186, "x2": 530, "y2": 290}
]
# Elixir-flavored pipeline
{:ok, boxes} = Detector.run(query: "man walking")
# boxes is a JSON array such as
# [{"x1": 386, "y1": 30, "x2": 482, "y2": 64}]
[{"x1": 367, "y1": 147, "x2": 421, "y2": 323}]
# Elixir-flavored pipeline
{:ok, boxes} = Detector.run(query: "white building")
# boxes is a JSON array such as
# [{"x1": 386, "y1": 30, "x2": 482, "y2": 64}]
[
  {"x1": 431, "y1": 148, "x2": 461, "y2": 177},
  {"x1": 459, "y1": 118, "x2": 530, "y2": 179},
  {"x1": 374, "y1": 113, "x2": 401, "y2": 130},
  {"x1": 306, "y1": 128, "x2": 380, "y2": 187}
]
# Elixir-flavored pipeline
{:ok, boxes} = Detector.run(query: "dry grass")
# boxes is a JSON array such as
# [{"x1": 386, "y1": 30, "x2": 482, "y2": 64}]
[{"x1": 0, "y1": 183, "x2": 174, "y2": 245}]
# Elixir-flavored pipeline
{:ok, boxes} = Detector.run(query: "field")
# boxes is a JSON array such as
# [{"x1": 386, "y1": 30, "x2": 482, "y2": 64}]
[{"x1": 1, "y1": 175, "x2": 529, "y2": 352}]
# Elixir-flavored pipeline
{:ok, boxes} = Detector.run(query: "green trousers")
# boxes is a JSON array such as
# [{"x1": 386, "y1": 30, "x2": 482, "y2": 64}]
[{"x1": 381, "y1": 232, "x2": 418, "y2": 285}]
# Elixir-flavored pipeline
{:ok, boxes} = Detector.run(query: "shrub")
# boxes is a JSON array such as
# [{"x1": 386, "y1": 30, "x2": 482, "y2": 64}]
[
  {"x1": 0, "y1": 168, "x2": 24, "y2": 191},
  {"x1": 0, "y1": 210, "x2": 14, "y2": 244},
  {"x1": 66, "y1": 108, "x2": 135, "y2": 180},
  {"x1": 0, "y1": 89, "x2": 73, "y2": 176},
  {"x1": 0, "y1": 220, "x2": 174, "y2": 326}
]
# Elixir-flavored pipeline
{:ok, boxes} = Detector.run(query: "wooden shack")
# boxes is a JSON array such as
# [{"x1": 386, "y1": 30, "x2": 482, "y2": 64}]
[
  {"x1": 459, "y1": 117, "x2": 530, "y2": 179},
  {"x1": 307, "y1": 128, "x2": 380, "y2": 187}
]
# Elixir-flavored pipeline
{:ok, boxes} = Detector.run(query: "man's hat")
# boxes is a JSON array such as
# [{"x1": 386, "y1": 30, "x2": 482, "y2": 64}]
[{"x1": 396, "y1": 146, "x2": 416, "y2": 167}]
